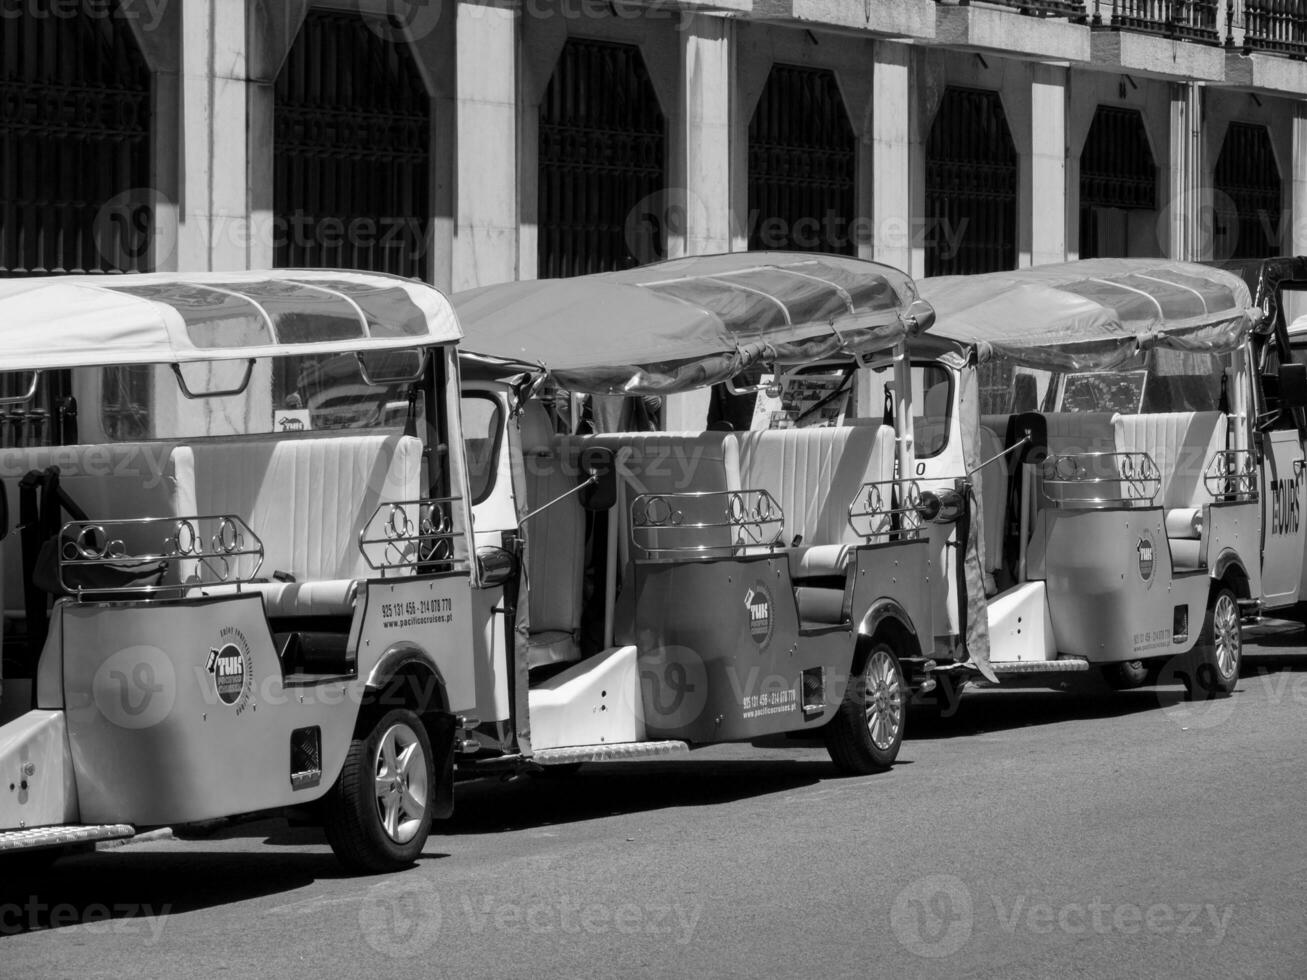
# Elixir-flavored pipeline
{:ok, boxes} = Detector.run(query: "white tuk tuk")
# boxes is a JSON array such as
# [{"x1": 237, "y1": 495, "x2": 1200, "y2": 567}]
[
  {"x1": 898, "y1": 259, "x2": 1307, "y2": 703},
  {"x1": 450, "y1": 252, "x2": 939, "y2": 776},
  {"x1": 0, "y1": 271, "x2": 488, "y2": 872}
]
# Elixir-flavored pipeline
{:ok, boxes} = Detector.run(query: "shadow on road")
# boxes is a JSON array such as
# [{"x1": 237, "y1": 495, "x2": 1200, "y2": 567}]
[{"x1": 0, "y1": 831, "x2": 448, "y2": 938}]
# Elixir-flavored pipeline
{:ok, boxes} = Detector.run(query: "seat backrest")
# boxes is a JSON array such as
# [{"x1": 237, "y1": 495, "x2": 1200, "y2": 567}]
[
  {"x1": 181, "y1": 432, "x2": 421, "y2": 582},
  {"x1": 0, "y1": 442, "x2": 191, "y2": 610},
  {"x1": 1112, "y1": 411, "x2": 1225, "y2": 509},
  {"x1": 726, "y1": 425, "x2": 895, "y2": 548}
]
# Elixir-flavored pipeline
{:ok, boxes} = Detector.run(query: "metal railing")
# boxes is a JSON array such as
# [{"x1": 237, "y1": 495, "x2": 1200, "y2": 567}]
[
  {"x1": 848, "y1": 480, "x2": 924, "y2": 542},
  {"x1": 955, "y1": 0, "x2": 1088, "y2": 17},
  {"x1": 58, "y1": 515, "x2": 264, "y2": 598},
  {"x1": 629, "y1": 490, "x2": 785, "y2": 560},
  {"x1": 1092, "y1": 0, "x2": 1221, "y2": 41},
  {"x1": 1203, "y1": 450, "x2": 1259, "y2": 501},
  {"x1": 358, "y1": 497, "x2": 468, "y2": 573},
  {"x1": 1040, "y1": 451, "x2": 1162, "y2": 507},
  {"x1": 1232, "y1": 0, "x2": 1307, "y2": 56}
]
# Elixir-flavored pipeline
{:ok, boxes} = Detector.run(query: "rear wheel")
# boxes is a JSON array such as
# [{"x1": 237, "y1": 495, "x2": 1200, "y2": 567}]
[
  {"x1": 1189, "y1": 586, "x2": 1242, "y2": 698},
  {"x1": 324, "y1": 708, "x2": 435, "y2": 873},
  {"x1": 1103, "y1": 659, "x2": 1149, "y2": 690},
  {"x1": 824, "y1": 639, "x2": 905, "y2": 774}
]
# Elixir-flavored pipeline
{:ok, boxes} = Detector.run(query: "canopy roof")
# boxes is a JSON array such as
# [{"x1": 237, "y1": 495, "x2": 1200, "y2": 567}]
[
  {"x1": 0, "y1": 270, "x2": 459, "y2": 372},
  {"x1": 453, "y1": 252, "x2": 930, "y2": 394},
  {"x1": 917, "y1": 259, "x2": 1255, "y2": 369}
]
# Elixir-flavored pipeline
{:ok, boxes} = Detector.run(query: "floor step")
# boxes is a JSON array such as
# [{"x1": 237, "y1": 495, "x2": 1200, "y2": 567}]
[
  {"x1": 532, "y1": 740, "x2": 689, "y2": 766},
  {"x1": 0, "y1": 823, "x2": 135, "y2": 853},
  {"x1": 990, "y1": 656, "x2": 1091, "y2": 676}
]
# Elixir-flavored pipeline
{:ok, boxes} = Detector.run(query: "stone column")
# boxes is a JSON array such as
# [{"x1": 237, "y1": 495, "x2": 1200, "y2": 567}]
[
  {"x1": 1292, "y1": 102, "x2": 1307, "y2": 256},
  {"x1": 1029, "y1": 63, "x2": 1067, "y2": 267},
  {"x1": 671, "y1": 13, "x2": 734, "y2": 259},
  {"x1": 869, "y1": 41, "x2": 912, "y2": 272},
  {"x1": 1166, "y1": 81, "x2": 1203, "y2": 261}
]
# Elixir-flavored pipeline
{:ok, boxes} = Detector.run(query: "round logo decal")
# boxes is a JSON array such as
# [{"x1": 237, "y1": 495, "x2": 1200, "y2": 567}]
[
  {"x1": 206, "y1": 627, "x2": 253, "y2": 712},
  {"x1": 745, "y1": 581, "x2": 774, "y2": 648},
  {"x1": 1137, "y1": 532, "x2": 1156, "y2": 583}
]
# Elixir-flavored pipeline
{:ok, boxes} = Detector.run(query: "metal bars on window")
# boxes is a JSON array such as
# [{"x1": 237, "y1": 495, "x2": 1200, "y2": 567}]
[
  {"x1": 537, "y1": 39, "x2": 666, "y2": 279},
  {"x1": 924, "y1": 87, "x2": 1018, "y2": 276},
  {"x1": 746, "y1": 65, "x2": 856, "y2": 256},
  {"x1": 1079, "y1": 106, "x2": 1157, "y2": 259},
  {"x1": 0, "y1": 3, "x2": 151, "y2": 276},
  {"x1": 1214, "y1": 122, "x2": 1282, "y2": 260},
  {"x1": 274, "y1": 11, "x2": 430, "y2": 279}
]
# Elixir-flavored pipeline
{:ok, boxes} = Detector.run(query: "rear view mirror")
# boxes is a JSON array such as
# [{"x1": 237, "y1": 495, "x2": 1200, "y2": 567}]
[
  {"x1": 578, "y1": 447, "x2": 617, "y2": 511},
  {"x1": 1278, "y1": 362, "x2": 1307, "y2": 409}
]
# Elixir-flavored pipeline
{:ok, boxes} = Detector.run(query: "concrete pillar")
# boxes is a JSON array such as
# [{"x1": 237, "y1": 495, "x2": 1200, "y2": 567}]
[
  {"x1": 672, "y1": 14, "x2": 734, "y2": 258},
  {"x1": 869, "y1": 41, "x2": 912, "y2": 271},
  {"x1": 1292, "y1": 104, "x2": 1307, "y2": 256},
  {"x1": 170, "y1": 0, "x2": 252, "y2": 271},
  {"x1": 1166, "y1": 81, "x2": 1203, "y2": 261},
  {"x1": 453, "y1": 0, "x2": 518, "y2": 291},
  {"x1": 1029, "y1": 63, "x2": 1067, "y2": 267}
]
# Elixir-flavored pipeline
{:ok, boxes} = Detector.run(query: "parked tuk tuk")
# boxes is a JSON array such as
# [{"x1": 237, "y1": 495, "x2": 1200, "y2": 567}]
[
  {"x1": 899, "y1": 259, "x2": 1307, "y2": 702},
  {"x1": 451, "y1": 252, "x2": 938, "y2": 775},
  {"x1": 0, "y1": 271, "x2": 485, "y2": 872}
]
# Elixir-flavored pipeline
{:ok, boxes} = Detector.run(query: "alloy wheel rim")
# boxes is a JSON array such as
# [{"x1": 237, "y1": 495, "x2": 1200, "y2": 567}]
[
  {"x1": 373, "y1": 722, "x2": 428, "y2": 844},
  {"x1": 864, "y1": 649, "x2": 904, "y2": 751},
  {"x1": 1213, "y1": 593, "x2": 1241, "y2": 680}
]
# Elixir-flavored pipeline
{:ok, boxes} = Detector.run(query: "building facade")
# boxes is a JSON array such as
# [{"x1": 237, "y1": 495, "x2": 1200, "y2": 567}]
[{"x1": 3, "y1": 0, "x2": 1307, "y2": 295}]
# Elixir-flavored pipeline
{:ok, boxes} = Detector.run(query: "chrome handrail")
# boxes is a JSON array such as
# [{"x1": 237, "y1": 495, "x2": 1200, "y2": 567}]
[
  {"x1": 358, "y1": 496, "x2": 468, "y2": 572},
  {"x1": 58, "y1": 515, "x2": 264, "y2": 598},
  {"x1": 847, "y1": 479, "x2": 923, "y2": 541},
  {"x1": 1203, "y1": 450, "x2": 1258, "y2": 502},
  {"x1": 1039, "y1": 451, "x2": 1161, "y2": 507},
  {"x1": 629, "y1": 489, "x2": 785, "y2": 560}
]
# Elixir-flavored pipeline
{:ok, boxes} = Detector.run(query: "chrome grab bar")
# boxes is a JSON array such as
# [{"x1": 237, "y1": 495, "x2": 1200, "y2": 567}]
[
  {"x1": 629, "y1": 489, "x2": 784, "y2": 560},
  {"x1": 847, "y1": 479, "x2": 923, "y2": 541},
  {"x1": 358, "y1": 496, "x2": 468, "y2": 572},
  {"x1": 1203, "y1": 450, "x2": 1258, "y2": 501},
  {"x1": 1039, "y1": 451, "x2": 1160, "y2": 508},
  {"x1": 57, "y1": 515, "x2": 264, "y2": 598}
]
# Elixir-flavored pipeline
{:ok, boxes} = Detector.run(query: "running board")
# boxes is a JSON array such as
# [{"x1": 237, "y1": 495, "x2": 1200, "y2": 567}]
[
  {"x1": 0, "y1": 824, "x2": 135, "y2": 853},
  {"x1": 532, "y1": 741, "x2": 689, "y2": 765},
  {"x1": 990, "y1": 656, "x2": 1091, "y2": 676}
]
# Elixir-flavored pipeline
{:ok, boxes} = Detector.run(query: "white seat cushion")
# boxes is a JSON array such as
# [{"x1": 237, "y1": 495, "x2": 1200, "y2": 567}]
[
  {"x1": 787, "y1": 544, "x2": 851, "y2": 579},
  {"x1": 188, "y1": 579, "x2": 359, "y2": 618}
]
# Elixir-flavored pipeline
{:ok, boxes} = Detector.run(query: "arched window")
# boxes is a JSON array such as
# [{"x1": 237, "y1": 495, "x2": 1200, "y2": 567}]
[
  {"x1": 1214, "y1": 122, "x2": 1281, "y2": 260},
  {"x1": 538, "y1": 40, "x2": 666, "y2": 278},
  {"x1": 0, "y1": 3, "x2": 150, "y2": 276},
  {"x1": 1080, "y1": 106, "x2": 1158, "y2": 258},
  {"x1": 275, "y1": 11, "x2": 430, "y2": 278},
  {"x1": 747, "y1": 66, "x2": 856, "y2": 255},
  {"x1": 924, "y1": 88, "x2": 1018, "y2": 275}
]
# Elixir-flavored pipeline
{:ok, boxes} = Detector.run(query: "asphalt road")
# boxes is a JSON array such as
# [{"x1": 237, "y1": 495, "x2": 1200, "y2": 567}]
[{"x1": 4, "y1": 627, "x2": 1307, "y2": 980}]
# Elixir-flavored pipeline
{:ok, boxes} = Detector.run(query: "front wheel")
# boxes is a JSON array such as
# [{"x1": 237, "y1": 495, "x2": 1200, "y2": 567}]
[
  {"x1": 1189, "y1": 586, "x2": 1242, "y2": 698},
  {"x1": 323, "y1": 708, "x2": 436, "y2": 873},
  {"x1": 824, "y1": 639, "x2": 906, "y2": 774}
]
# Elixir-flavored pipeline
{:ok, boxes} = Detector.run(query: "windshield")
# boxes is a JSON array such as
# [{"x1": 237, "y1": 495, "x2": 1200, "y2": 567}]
[{"x1": 977, "y1": 349, "x2": 1232, "y2": 415}]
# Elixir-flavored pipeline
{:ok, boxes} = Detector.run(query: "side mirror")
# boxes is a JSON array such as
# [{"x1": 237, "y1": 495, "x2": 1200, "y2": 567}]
[
  {"x1": 476, "y1": 545, "x2": 517, "y2": 587},
  {"x1": 904, "y1": 298, "x2": 936, "y2": 334},
  {"x1": 1278, "y1": 362, "x2": 1307, "y2": 409},
  {"x1": 578, "y1": 447, "x2": 617, "y2": 511}
]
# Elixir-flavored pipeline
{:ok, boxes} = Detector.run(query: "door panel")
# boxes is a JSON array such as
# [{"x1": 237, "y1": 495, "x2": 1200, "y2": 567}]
[{"x1": 1260, "y1": 429, "x2": 1305, "y2": 607}]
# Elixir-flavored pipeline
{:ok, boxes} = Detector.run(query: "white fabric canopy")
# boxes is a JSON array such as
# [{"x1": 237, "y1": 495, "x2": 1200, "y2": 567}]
[{"x1": 0, "y1": 270, "x2": 460, "y2": 371}]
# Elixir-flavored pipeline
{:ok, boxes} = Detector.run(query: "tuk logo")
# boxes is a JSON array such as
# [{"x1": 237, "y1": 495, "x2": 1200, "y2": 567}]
[
  {"x1": 1137, "y1": 534, "x2": 1155, "y2": 583},
  {"x1": 745, "y1": 582, "x2": 774, "y2": 648},
  {"x1": 93, "y1": 645, "x2": 176, "y2": 730},
  {"x1": 206, "y1": 627, "x2": 253, "y2": 711}
]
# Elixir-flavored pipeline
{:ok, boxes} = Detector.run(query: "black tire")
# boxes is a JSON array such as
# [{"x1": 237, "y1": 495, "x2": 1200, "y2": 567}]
[
  {"x1": 1189, "y1": 586, "x2": 1242, "y2": 698},
  {"x1": 1103, "y1": 659, "x2": 1149, "y2": 690},
  {"x1": 824, "y1": 638, "x2": 906, "y2": 775},
  {"x1": 323, "y1": 708, "x2": 436, "y2": 874}
]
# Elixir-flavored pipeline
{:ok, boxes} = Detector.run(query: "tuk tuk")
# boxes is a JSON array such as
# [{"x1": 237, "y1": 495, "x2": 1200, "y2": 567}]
[
  {"x1": 898, "y1": 259, "x2": 1307, "y2": 703},
  {"x1": 450, "y1": 252, "x2": 938, "y2": 776},
  {"x1": 0, "y1": 271, "x2": 486, "y2": 872}
]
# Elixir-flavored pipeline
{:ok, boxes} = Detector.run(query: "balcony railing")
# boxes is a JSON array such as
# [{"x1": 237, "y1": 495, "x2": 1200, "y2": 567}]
[
  {"x1": 1234, "y1": 1, "x2": 1307, "y2": 57},
  {"x1": 955, "y1": 0, "x2": 1088, "y2": 17},
  {"x1": 1092, "y1": 0, "x2": 1221, "y2": 42}
]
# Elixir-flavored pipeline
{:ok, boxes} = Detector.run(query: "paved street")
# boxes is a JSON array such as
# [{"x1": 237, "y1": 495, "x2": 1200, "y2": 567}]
[{"x1": 5, "y1": 627, "x2": 1306, "y2": 980}]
